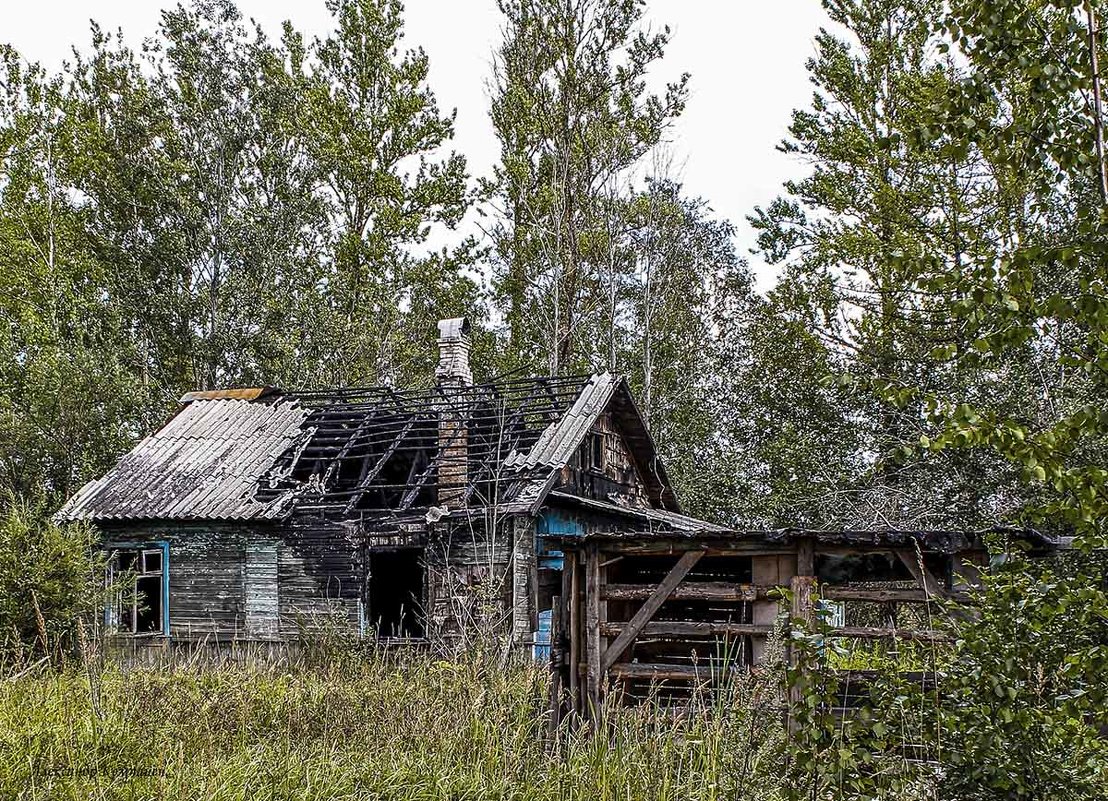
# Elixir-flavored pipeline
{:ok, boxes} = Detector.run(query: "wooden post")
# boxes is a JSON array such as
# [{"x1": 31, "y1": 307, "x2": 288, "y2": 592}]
[
  {"x1": 751, "y1": 555, "x2": 785, "y2": 664},
  {"x1": 568, "y1": 551, "x2": 581, "y2": 719},
  {"x1": 796, "y1": 536, "x2": 815, "y2": 578},
  {"x1": 790, "y1": 575, "x2": 816, "y2": 627},
  {"x1": 547, "y1": 599, "x2": 562, "y2": 739},
  {"x1": 585, "y1": 544, "x2": 602, "y2": 720},
  {"x1": 787, "y1": 541, "x2": 816, "y2": 738},
  {"x1": 787, "y1": 574, "x2": 818, "y2": 737},
  {"x1": 510, "y1": 517, "x2": 536, "y2": 648}
]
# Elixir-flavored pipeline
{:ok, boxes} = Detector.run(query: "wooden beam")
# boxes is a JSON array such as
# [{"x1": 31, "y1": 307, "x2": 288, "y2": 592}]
[
  {"x1": 607, "y1": 662, "x2": 715, "y2": 682},
  {"x1": 895, "y1": 549, "x2": 948, "y2": 599},
  {"x1": 600, "y1": 550, "x2": 704, "y2": 673},
  {"x1": 600, "y1": 621, "x2": 774, "y2": 638},
  {"x1": 547, "y1": 598, "x2": 562, "y2": 737},
  {"x1": 790, "y1": 575, "x2": 817, "y2": 626},
  {"x1": 568, "y1": 552, "x2": 580, "y2": 717},
  {"x1": 830, "y1": 625, "x2": 952, "y2": 643},
  {"x1": 797, "y1": 537, "x2": 815, "y2": 577},
  {"x1": 569, "y1": 542, "x2": 795, "y2": 557},
  {"x1": 602, "y1": 582, "x2": 773, "y2": 602},
  {"x1": 788, "y1": 574, "x2": 816, "y2": 738},
  {"x1": 822, "y1": 586, "x2": 958, "y2": 603},
  {"x1": 342, "y1": 415, "x2": 413, "y2": 512}
]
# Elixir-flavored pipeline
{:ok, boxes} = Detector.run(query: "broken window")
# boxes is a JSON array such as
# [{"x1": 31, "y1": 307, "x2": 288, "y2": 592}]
[
  {"x1": 107, "y1": 546, "x2": 166, "y2": 635},
  {"x1": 583, "y1": 432, "x2": 605, "y2": 472}
]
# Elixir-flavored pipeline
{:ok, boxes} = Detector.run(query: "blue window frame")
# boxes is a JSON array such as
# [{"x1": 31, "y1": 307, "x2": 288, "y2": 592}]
[{"x1": 104, "y1": 541, "x2": 170, "y2": 637}]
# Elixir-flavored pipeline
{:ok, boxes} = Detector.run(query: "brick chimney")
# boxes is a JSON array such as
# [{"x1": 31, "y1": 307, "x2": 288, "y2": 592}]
[
  {"x1": 435, "y1": 317, "x2": 472, "y2": 387},
  {"x1": 436, "y1": 318, "x2": 470, "y2": 507}
]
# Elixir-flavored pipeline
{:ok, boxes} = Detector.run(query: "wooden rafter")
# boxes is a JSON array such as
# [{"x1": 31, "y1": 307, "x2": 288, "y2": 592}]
[{"x1": 343, "y1": 416, "x2": 417, "y2": 513}]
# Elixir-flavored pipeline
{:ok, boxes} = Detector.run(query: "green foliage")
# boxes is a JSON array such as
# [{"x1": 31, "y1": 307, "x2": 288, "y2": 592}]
[
  {"x1": 0, "y1": 0, "x2": 479, "y2": 509},
  {"x1": 940, "y1": 553, "x2": 1108, "y2": 800},
  {"x1": 487, "y1": 0, "x2": 690, "y2": 375},
  {"x1": 784, "y1": 554, "x2": 1108, "y2": 800},
  {"x1": 752, "y1": 0, "x2": 1042, "y2": 529},
  {"x1": 0, "y1": 495, "x2": 103, "y2": 656},
  {"x1": 785, "y1": 600, "x2": 938, "y2": 800},
  {"x1": 848, "y1": 0, "x2": 1108, "y2": 545},
  {"x1": 299, "y1": 0, "x2": 479, "y2": 386}
]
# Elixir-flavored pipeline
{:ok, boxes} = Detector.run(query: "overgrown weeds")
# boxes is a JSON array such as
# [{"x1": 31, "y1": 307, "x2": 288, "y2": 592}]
[{"x1": 0, "y1": 646, "x2": 787, "y2": 800}]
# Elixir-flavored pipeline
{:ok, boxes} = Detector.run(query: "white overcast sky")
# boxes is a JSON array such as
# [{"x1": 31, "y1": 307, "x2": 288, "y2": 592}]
[{"x1": 3, "y1": 1, "x2": 831, "y2": 285}]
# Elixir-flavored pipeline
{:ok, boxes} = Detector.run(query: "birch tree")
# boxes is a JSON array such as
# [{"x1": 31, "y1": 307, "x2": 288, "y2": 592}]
[{"x1": 487, "y1": 0, "x2": 688, "y2": 374}]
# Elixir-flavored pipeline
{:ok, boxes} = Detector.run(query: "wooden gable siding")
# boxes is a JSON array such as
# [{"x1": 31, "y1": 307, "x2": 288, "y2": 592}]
[{"x1": 559, "y1": 412, "x2": 649, "y2": 508}]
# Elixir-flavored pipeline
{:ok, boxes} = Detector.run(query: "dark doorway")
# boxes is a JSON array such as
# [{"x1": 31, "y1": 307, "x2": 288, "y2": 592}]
[{"x1": 369, "y1": 549, "x2": 425, "y2": 639}]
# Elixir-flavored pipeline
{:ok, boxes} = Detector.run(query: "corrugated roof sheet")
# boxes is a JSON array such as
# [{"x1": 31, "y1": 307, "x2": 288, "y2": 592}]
[
  {"x1": 505, "y1": 373, "x2": 618, "y2": 473},
  {"x1": 57, "y1": 397, "x2": 309, "y2": 522}
]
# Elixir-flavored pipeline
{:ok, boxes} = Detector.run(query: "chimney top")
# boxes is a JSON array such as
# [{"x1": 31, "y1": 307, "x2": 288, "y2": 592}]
[
  {"x1": 436, "y1": 317, "x2": 472, "y2": 386},
  {"x1": 437, "y1": 317, "x2": 471, "y2": 340}
]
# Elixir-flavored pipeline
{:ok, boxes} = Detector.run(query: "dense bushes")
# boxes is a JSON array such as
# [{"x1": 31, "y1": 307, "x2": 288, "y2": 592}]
[
  {"x1": 784, "y1": 553, "x2": 1108, "y2": 801},
  {"x1": 0, "y1": 495, "x2": 103, "y2": 658}
]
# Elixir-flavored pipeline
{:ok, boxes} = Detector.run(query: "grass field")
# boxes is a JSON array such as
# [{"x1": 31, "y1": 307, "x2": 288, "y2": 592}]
[{"x1": 0, "y1": 648, "x2": 786, "y2": 800}]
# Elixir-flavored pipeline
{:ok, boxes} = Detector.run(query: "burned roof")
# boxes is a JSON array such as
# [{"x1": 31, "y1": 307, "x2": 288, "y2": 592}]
[{"x1": 58, "y1": 372, "x2": 676, "y2": 523}]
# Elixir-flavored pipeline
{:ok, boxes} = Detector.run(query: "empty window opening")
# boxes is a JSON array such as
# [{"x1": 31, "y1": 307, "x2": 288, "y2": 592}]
[
  {"x1": 584, "y1": 432, "x2": 605, "y2": 471},
  {"x1": 369, "y1": 549, "x2": 425, "y2": 639},
  {"x1": 108, "y1": 547, "x2": 165, "y2": 635}
]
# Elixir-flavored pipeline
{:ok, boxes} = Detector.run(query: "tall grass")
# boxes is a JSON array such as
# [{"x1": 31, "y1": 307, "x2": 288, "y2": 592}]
[{"x1": 0, "y1": 647, "x2": 786, "y2": 800}]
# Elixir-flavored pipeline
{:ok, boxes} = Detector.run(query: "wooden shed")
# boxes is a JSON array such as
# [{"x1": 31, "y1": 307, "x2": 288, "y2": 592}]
[{"x1": 544, "y1": 525, "x2": 1056, "y2": 720}]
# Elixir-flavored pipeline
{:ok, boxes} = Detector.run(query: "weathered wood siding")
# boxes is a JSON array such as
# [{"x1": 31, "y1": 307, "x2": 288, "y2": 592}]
[
  {"x1": 98, "y1": 520, "x2": 363, "y2": 640},
  {"x1": 424, "y1": 518, "x2": 517, "y2": 642},
  {"x1": 168, "y1": 530, "x2": 247, "y2": 638},
  {"x1": 278, "y1": 515, "x2": 362, "y2": 633},
  {"x1": 559, "y1": 412, "x2": 649, "y2": 507},
  {"x1": 245, "y1": 540, "x2": 279, "y2": 638}
]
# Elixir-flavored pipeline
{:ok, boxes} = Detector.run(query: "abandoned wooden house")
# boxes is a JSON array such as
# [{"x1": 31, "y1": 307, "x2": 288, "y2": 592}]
[
  {"x1": 58, "y1": 315, "x2": 1056, "y2": 717},
  {"x1": 58, "y1": 317, "x2": 706, "y2": 651}
]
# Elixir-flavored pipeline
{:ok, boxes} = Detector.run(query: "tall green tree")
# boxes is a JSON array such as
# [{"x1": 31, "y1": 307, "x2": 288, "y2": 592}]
[
  {"x1": 488, "y1": 0, "x2": 688, "y2": 375},
  {"x1": 0, "y1": 46, "x2": 147, "y2": 506},
  {"x1": 300, "y1": 0, "x2": 477, "y2": 386},
  {"x1": 905, "y1": 0, "x2": 1108, "y2": 544},
  {"x1": 752, "y1": 0, "x2": 1041, "y2": 527}
]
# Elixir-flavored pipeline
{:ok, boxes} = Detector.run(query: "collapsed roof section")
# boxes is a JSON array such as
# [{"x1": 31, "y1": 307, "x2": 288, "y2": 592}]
[{"x1": 58, "y1": 372, "x2": 680, "y2": 523}]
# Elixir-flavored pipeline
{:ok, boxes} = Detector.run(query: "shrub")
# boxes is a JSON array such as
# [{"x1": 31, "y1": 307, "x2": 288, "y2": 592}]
[
  {"x1": 940, "y1": 555, "x2": 1108, "y2": 800},
  {"x1": 0, "y1": 493, "x2": 104, "y2": 659}
]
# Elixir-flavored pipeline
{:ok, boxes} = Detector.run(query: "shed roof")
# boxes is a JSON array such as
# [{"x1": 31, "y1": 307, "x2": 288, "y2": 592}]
[{"x1": 543, "y1": 521, "x2": 1058, "y2": 554}]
